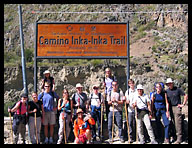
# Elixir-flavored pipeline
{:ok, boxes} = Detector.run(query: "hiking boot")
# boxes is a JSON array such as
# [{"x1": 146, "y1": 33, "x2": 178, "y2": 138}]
[
  {"x1": 151, "y1": 140, "x2": 158, "y2": 144},
  {"x1": 49, "y1": 137, "x2": 54, "y2": 144},
  {"x1": 87, "y1": 140, "x2": 92, "y2": 144},
  {"x1": 44, "y1": 137, "x2": 49, "y2": 144},
  {"x1": 57, "y1": 139, "x2": 62, "y2": 144},
  {"x1": 120, "y1": 139, "x2": 125, "y2": 143},
  {"x1": 173, "y1": 140, "x2": 181, "y2": 144},
  {"x1": 164, "y1": 139, "x2": 170, "y2": 144},
  {"x1": 109, "y1": 139, "x2": 113, "y2": 144}
]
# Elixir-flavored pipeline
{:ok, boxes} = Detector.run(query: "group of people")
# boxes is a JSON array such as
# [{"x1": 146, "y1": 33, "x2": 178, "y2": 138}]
[{"x1": 8, "y1": 68, "x2": 188, "y2": 144}]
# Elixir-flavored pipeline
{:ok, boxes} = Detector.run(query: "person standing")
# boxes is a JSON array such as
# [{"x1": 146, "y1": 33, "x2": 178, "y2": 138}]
[
  {"x1": 151, "y1": 83, "x2": 170, "y2": 144},
  {"x1": 107, "y1": 81, "x2": 125, "y2": 143},
  {"x1": 38, "y1": 82, "x2": 60, "y2": 144},
  {"x1": 133, "y1": 84, "x2": 158, "y2": 144},
  {"x1": 57, "y1": 89, "x2": 72, "y2": 144},
  {"x1": 165, "y1": 78, "x2": 188, "y2": 144},
  {"x1": 8, "y1": 93, "x2": 28, "y2": 144},
  {"x1": 28, "y1": 92, "x2": 44, "y2": 144},
  {"x1": 88, "y1": 84, "x2": 104, "y2": 142},
  {"x1": 71, "y1": 83, "x2": 88, "y2": 121},
  {"x1": 124, "y1": 79, "x2": 137, "y2": 143},
  {"x1": 41, "y1": 70, "x2": 55, "y2": 92},
  {"x1": 103, "y1": 68, "x2": 117, "y2": 122}
]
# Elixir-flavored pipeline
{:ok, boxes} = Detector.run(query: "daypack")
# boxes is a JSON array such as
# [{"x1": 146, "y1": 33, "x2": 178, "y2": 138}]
[
  {"x1": 109, "y1": 89, "x2": 121, "y2": 100},
  {"x1": 58, "y1": 99, "x2": 71, "y2": 114},
  {"x1": 71, "y1": 93, "x2": 86, "y2": 107},
  {"x1": 89, "y1": 93, "x2": 102, "y2": 104},
  {"x1": 9, "y1": 101, "x2": 22, "y2": 116}
]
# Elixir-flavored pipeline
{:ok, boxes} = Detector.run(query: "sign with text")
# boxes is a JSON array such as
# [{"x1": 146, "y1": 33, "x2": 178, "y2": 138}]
[{"x1": 36, "y1": 22, "x2": 128, "y2": 58}]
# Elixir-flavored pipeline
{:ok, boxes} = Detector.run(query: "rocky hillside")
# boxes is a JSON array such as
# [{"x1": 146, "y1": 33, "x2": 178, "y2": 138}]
[{"x1": 4, "y1": 4, "x2": 188, "y2": 116}]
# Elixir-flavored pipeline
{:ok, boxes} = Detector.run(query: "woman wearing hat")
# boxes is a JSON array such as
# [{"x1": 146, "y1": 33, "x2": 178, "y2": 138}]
[
  {"x1": 41, "y1": 70, "x2": 55, "y2": 92},
  {"x1": 133, "y1": 84, "x2": 158, "y2": 144},
  {"x1": 74, "y1": 108, "x2": 95, "y2": 144}
]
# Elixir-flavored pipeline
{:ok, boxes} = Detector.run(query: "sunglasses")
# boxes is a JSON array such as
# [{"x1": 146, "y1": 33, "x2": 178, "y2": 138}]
[
  {"x1": 93, "y1": 87, "x2": 98, "y2": 90},
  {"x1": 45, "y1": 86, "x2": 50, "y2": 88}
]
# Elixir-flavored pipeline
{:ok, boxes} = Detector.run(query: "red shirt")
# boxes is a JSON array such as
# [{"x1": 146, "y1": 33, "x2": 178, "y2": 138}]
[
  {"x1": 74, "y1": 117, "x2": 95, "y2": 138},
  {"x1": 15, "y1": 101, "x2": 27, "y2": 115}
]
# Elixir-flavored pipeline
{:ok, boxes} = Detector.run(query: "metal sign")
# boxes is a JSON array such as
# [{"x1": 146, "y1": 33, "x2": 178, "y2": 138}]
[
  {"x1": 36, "y1": 22, "x2": 128, "y2": 58},
  {"x1": 34, "y1": 22, "x2": 130, "y2": 92}
]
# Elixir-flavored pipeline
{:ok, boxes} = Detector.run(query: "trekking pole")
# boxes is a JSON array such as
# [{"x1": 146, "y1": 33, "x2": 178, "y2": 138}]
[
  {"x1": 134, "y1": 107, "x2": 138, "y2": 144},
  {"x1": 112, "y1": 103, "x2": 115, "y2": 143},
  {"x1": 78, "y1": 98, "x2": 80, "y2": 109},
  {"x1": 34, "y1": 112, "x2": 38, "y2": 144},
  {"x1": 100, "y1": 87, "x2": 105, "y2": 142},
  {"x1": 9, "y1": 112, "x2": 13, "y2": 144},
  {"x1": 63, "y1": 111, "x2": 67, "y2": 144},
  {"x1": 124, "y1": 101, "x2": 130, "y2": 144},
  {"x1": 100, "y1": 104, "x2": 103, "y2": 141}
]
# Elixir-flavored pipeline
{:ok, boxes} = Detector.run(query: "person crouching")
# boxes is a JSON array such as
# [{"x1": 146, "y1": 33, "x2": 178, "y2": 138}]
[{"x1": 74, "y1": 108, "x2": 95, "y2": 144}]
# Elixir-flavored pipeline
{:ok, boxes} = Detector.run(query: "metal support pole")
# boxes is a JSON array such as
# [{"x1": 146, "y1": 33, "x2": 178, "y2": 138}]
[
  {"x1": 18, "y1": 5, "x2": 28, "y2": 95},
  {"x1": 18, "y1": 5, "x2": 30, "y2": 143},
  {"x1": 127, "y1": 21, "x2": 130, "y2": 89},
  {"x1": 34, "y1": 22, "x2": 37, "y2": 92}
]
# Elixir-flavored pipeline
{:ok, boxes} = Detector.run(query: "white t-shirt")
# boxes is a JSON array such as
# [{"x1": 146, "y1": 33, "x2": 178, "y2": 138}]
[
  {"x1": 125, "y1": 88, "x2": 137, "y2": 112},
  {"x1": 133, "y1": 93, "x2": 151, "y2": 110},
  {"x1": 89, "y1": 93, "x2": 104, "y2": 107},
  {"x1": 107, "y1": 90, "x2": 124, "y2": 112}
]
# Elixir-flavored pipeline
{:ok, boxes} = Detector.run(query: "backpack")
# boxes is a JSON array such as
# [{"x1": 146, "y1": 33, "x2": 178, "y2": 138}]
[
  {"x1": 109, "y1": 89, "x2": 121, "y2": 99},
  {"x1": 58, "y1": 99, "x2": 71, "y2": 114},
  {"x1": 89, "y1": 93, "x2": 101, "y2": 104},
  {"x1": 72, "y1": 93, "x2": 86, "y2": 107},
  {"x1": 9, "y1": 101, "x2": 22, "y2": 116}
]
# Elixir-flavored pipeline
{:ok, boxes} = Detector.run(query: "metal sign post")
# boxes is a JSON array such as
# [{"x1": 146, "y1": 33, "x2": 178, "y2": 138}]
[{"x1": 18, "y1": 4, "x2": 30, "y2": 143}]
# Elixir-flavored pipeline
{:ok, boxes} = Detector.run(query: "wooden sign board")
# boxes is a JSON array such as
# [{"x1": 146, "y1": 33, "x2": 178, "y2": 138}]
[{"x1": 36, "y1": 22, "x2": 128, "y2": 58}]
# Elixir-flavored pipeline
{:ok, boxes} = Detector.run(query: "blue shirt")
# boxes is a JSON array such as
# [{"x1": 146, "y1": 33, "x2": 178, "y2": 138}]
[
  {"x1": 38, "y1": 91, "x2": 59, "y2": 112},
  {"x1": 154, "y1": 92, "x2": 166, "y2": 109}
]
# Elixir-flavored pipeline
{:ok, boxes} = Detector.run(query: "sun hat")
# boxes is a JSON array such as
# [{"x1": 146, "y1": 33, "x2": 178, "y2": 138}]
[
  {"x1": 43, "y1": 70, "x2": 50, "y2": 75},
  {"x1": 166, "y1": 78, "x2": 174, "y2": 84},
  {"x1": 21, "y1": 93, "x2": 28, "y2": 98},
  {"x1": 76, "y1": 83, "x2": 83, "y2": 88},
  {"x1": 76, "y1": 108, "x2": 83, "y2": 114},
  {"x1": 137, "y1": 84, "x2": 144, "y2": 90},
  {"x1": 92, "y1": 84, "x2": 99, "y2": 89}
]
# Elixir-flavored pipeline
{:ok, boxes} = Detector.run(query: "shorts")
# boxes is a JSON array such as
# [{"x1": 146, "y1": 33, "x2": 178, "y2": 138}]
[
  {"x1": 43, "y1": 111, "x2": 56, "y2": 125},
  {"x1": 78, "y1": 133, "x2": 87, "y2": 144}
]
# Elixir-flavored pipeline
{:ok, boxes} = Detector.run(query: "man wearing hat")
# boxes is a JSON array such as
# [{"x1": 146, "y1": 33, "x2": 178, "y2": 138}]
[
  {"x1": 133, "y1": 84, "x2": 158, "y2": 144},
  {"x1": 166, "y1": 78, "x2": 188, "y2": 144},
  {"x1": 41, "y1": 70, "x2": 55, "y2": 92},
  {"x1": 8, "y1": 93, "x2": 28, "y2": 144},
  {"x1": 71, "y1": 83, "x2": 88, "y2": 121},
  {"x1": 74, "y1": 108, "x2": 95, "y2": 144}
]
